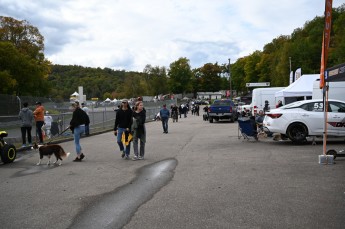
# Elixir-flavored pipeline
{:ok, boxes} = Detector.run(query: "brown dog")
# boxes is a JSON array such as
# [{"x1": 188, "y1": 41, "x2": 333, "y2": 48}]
[{"x1": 32, "y1": 143, "x2": 70, "y2": 166}]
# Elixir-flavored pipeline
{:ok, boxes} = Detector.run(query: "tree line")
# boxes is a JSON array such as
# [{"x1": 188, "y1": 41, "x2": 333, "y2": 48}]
[{"x1": 1, "y1": 4, "x2": 344, "y2": 100}]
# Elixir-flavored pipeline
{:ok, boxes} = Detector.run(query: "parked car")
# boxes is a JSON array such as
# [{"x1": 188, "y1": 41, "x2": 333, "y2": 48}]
[
  {"x1": 263, "y1": 99, "x2": 345, "y2": 143},
  {"x1": 208, "y1": 99, "x2": 238, "y2": 123}
]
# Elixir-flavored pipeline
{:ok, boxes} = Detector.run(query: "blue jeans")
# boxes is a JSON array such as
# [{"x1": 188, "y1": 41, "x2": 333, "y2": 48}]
[
  {"x1": 73, "y1": 125, "x2": 85, "y2": 155},
  {"x1": 161, "y1": 117, "x2": 169, "y2": 133},
  {"x1": 36, "y1": 121, "x2": 44, "y2": 143},
  {"x1": 117, "y1": 128, "x2": 131, "y2": 155}
]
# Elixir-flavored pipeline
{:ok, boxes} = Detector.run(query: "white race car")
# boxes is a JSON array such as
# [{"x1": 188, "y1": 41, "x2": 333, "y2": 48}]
[{"x1": 263, "y1": 99, "x2": 345, "y2": 143}]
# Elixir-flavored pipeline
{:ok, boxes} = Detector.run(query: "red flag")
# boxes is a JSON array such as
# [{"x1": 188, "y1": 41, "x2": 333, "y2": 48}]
[{"x1": 320, "y1": 0, "x2": 333, "y2": 89}]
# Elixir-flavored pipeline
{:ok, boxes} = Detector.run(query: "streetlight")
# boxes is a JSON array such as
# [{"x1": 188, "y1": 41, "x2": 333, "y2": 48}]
[{"x1": 228, "y1": 58, "x2": 232, "y2": 99}]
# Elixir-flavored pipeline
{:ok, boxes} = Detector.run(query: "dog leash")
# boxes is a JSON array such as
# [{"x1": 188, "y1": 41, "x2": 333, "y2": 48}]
[{"x1": 45, "y1": 126, "x2": 71, "y2": 144}]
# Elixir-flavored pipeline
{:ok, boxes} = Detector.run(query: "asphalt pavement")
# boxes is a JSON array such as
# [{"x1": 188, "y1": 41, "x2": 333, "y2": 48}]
[{"x1": 0, "y1": 112, "x2": 344, "y2": 229}]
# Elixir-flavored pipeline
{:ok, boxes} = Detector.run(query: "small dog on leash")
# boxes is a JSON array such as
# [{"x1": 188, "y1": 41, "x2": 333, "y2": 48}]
[{"x1": 32, "y1": 143, "x2": 70, "y2": 166}]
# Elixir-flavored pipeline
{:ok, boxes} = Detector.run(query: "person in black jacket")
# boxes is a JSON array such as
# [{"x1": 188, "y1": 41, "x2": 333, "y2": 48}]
[
  {"x1": 70, "y1": 101, "x2": 90, "y2": 162},
  {"x1": 131, "y1": 101, "x2": 146, "y2": 160},
  {"x1": 113, "y1": 99, "x2": 133, "y2": 159}
]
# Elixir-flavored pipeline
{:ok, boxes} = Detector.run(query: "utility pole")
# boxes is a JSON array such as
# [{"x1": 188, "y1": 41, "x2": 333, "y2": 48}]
[
  {"x1": 289, "y1": 57, "x2": 292, "y2": 73},
  {"x1": 228, "y1": 58, "x2": 232, "y2": 99}
]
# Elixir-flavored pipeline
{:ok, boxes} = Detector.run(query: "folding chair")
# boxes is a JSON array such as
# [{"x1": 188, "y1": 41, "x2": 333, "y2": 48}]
[{"x1": 238, "y1": 118, "x2": 258, "y2": 141}]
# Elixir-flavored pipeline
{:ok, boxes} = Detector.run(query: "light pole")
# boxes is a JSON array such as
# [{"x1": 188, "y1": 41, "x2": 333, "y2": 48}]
[
  {"x1": 228, "y1": 58, "x2": 232, "y2": 99},
  {"x1": 289, "y1": 57, "x2": 292, "y2": 73}
]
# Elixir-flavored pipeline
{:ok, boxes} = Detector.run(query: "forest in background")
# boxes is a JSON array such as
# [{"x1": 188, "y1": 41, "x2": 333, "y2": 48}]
[{"x1": 1, "y1": 5, "x2": 344, "y2": 100}]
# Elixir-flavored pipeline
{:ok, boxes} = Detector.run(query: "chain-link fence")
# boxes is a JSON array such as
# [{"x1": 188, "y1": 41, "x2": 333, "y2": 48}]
[{"x1": 0, "y1": 94, "x2": 177, "y2": 146}]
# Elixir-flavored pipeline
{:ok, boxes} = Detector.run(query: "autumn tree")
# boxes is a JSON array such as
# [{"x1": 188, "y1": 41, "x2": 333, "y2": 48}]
[
  {"x1": 143, "y1": 65, "x2": 169, "y2": 96},
  {"x1": 168, "y1": 57, "x2": 193, "y2": 95},
  {"x1": 198, "y1": 63, "x2": 222, "y2": 92},
  {"x1": 0, "y1": 16, "x2": 51, "y2": 96}
]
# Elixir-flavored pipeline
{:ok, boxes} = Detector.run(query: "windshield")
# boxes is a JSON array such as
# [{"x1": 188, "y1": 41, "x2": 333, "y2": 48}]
[{"x1": 213, "y1": 100, "x2": 232, "y2": 106}]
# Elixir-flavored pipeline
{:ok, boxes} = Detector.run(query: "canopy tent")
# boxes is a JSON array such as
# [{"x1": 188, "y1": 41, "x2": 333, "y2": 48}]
[
  {"x1": 275, "y1": 74, "x2": 320, "y2": 98},
  {"x1": 71, "y1": 91, "x2": 79, "y2": 96},
  {"x1": 275, "y1": 74, "x2": 320, "y2": 105},
  {"x1": 104, "y1": 98, "x2": 111, "y2": 102}
]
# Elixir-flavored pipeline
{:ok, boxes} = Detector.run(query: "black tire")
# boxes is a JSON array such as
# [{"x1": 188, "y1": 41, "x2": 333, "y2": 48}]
[
  {"x1": 1, "y1": 144, "x2": 16, "y2": 163},
  {"x1": 209, "y1": 118, "x2": 213, "y2": 123},
  {"x1": 326, "y1": 149, "x2": 337, "y2": 159},
  {"x1": 287, "y1": 123, "x2": 308, "y2": 143}
]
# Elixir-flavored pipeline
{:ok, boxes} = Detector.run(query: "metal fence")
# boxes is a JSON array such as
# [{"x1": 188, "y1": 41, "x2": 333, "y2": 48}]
[{"x1": 0, "y1": 94, "x2": 177, "y2": 146}]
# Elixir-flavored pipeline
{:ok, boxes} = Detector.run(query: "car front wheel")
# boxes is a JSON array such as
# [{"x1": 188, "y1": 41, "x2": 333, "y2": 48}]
[
  {"x1": 1, "y1": 144, "x2": 17, "y2": 163},
  {"x1": 287, "y1": 123, "x2": 308, "y2": 143}
]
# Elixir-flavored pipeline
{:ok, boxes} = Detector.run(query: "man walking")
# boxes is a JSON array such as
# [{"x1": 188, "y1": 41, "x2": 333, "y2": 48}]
[{"x1": 160, "y1": 104, "x2": 170, "y2": 134}]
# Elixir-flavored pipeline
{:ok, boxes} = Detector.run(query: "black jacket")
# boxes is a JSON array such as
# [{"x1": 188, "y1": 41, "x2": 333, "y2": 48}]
[
  {"x1": 70, "y1": 108, "x2": 90, "y2": 131},
  {"x1": 133, "y1": 109, "x2": 146, "y2": 130},
  {"x1": 114, "y1": 108, "x2": 133, "y2": 131}
]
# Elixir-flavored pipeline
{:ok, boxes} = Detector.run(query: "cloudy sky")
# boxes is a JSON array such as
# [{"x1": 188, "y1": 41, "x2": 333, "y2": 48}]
[{"x1": 0, "y1": 0, "x2": 343, "y2": 72}]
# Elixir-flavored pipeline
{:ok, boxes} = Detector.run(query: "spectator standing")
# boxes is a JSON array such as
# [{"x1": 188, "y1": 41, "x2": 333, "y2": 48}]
[
  {"x1": 178, "y1": 105, "x2": 183, "y2": 118},
  {"x1": 263, "y1": 100, "x2": 270, "y2": 114},
  {"x1": 81, "y1": 102, "x2": 90, "y2": 136},
  {"x1": 43, "y1": 111, "x2": 53, "y2": 139},
  {"x1": 18, "y1": 102, "x2": 33, "y2": 147},
  {"x1": 182, "y1": 104, "x2": 188, "y2": 118},
  {"x1": 160, "y1": 104, "x2": 170, "y2": 134},
  {"x1": 113, "y1": 99, "x2": 133, "y2": 159},
  {"x1": 69, "y1": 101, "x2": 89, "y2": 162},
  {"x1": 33, "y1": 101, "x2": 45, "y2": 144},
  {"x1": 131, "y1": 101, "x2": 146, "y2": 160},
  {"x1": 276, "y1": 100, "x2": 283, "y2": 108}
]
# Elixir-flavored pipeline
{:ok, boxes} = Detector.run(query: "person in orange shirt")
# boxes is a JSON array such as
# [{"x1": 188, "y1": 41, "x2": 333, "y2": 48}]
[{"x1": 33, "y1": 101, "x2": 45, "y2": 144}]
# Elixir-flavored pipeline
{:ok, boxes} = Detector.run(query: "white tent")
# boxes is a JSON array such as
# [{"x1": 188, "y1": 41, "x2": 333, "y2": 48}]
[
  {"x1": 71, "y1": 91, "x2": 79, "y2": 96},
  {"x1": 104, "y1": 98, "x2": 111, "y2": 102},
  {"x1": 275, "y1": 74, "x2": 320, "y2": 97}
]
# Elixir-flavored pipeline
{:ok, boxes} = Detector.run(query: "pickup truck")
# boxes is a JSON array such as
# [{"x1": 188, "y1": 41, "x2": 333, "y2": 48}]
[{"x1": 208, "y1": 99, "x2": 238, "y2": 123}]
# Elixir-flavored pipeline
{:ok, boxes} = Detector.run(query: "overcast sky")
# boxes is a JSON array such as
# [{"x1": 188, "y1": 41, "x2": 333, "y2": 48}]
[{"x1": 0, "y1": 0, "x2": 343, "y2": 72}]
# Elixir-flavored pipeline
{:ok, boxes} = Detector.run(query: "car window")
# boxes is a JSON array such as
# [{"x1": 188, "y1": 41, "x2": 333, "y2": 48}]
[
  {"x1": 300, "y1": 102, "x2": 324, "y2": 112},
  {"x1": 329, "y1": 102, "x2": 345, "y2": 113}
]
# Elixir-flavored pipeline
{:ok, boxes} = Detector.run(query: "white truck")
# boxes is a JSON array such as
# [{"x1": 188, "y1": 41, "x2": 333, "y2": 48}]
[
  {"x1": 312, "y1": 79, "x2": 345, "y2": 101},
  {"x1": 251, "y1": 87, "x2": 285, "y2": 115}
]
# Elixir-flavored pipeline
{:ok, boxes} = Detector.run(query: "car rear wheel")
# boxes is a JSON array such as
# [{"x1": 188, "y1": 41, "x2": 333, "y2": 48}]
[{"x1": 287, "y1": 123, "x2": 308, "y2": 143}]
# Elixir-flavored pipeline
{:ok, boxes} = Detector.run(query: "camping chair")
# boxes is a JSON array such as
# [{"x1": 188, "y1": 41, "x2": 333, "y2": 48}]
[{"x1": 238, "y1": 118, "x2": 258, "y2": 141}]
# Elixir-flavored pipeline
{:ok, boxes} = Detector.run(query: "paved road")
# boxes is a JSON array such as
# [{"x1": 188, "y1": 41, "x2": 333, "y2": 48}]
[{"x1": 0, "y1": 113, "x2": 344, "y2": 228}]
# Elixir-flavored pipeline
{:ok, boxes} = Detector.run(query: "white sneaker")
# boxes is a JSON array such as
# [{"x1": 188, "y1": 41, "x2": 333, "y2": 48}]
[
  {"x1": 138, "y1": 156, "x2": 144, "y2": 160},
  {"x1": 132, "y1": 156, "x2": 139, "y2": 161}
]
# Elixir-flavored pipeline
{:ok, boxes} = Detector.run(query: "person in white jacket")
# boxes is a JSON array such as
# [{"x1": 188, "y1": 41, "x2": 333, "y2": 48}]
[{"x1": 43, "y1": 111, "x2": 53, "y2": 139}]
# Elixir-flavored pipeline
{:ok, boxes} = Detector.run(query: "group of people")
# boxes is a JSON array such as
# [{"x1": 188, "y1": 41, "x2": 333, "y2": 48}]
[
  {"x1": 18, "y1": 100, "x2": 91, "y2": 162},
  {"x1": 19, "y1": 101, "x2": 48, "y2": 147},
  {"x1": 113, "y1": 99, "x2": 146, "y2": 161}
]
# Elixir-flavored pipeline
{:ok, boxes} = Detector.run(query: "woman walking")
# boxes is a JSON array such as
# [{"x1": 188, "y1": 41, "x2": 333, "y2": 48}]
[
  {"x1": 131, "y1": 101, "x2": 146, "y2": 160},
  {"x1": 70, "y1": 101, "x2": 90, "y2": 162},
  {"x1": 114, "y1": 99, "x2": 133, "y2": 159}
]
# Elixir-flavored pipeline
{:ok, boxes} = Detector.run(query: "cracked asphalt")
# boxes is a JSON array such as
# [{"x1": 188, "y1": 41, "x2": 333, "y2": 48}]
[{"x1": 1, "y1": 113, "x2": 344, "y2": 229}]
